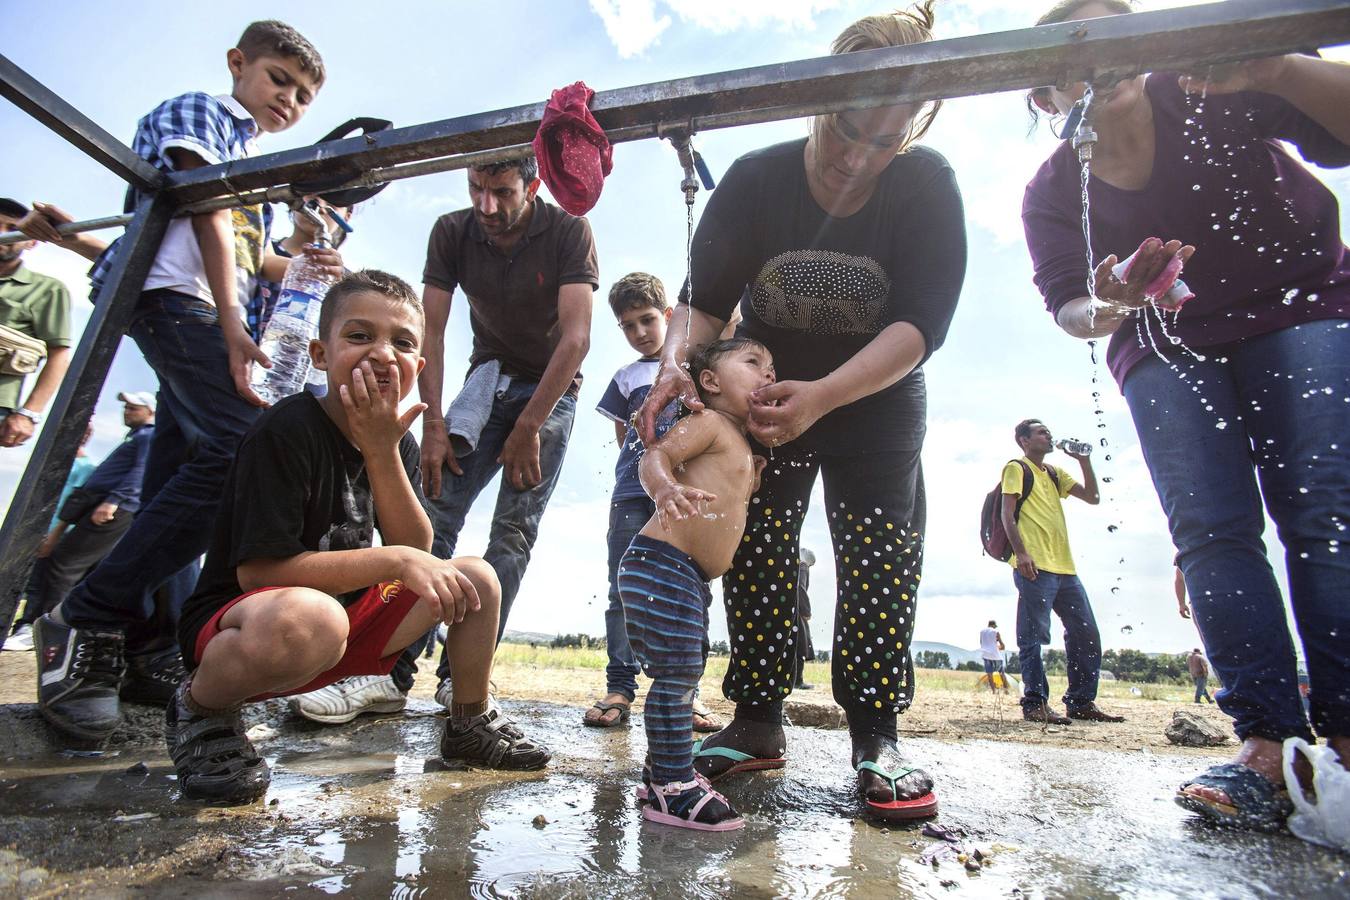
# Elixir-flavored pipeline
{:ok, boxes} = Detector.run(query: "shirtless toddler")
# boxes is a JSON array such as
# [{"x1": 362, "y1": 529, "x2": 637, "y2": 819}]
[{"x1": 619, "y1": 338, "x2": 774, "y2": 831}]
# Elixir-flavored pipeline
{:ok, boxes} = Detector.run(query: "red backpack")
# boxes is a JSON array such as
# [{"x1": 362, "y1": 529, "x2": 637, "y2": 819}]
[{"x1": 980, "y1": 460, "x2": 1059, "y2": 562}]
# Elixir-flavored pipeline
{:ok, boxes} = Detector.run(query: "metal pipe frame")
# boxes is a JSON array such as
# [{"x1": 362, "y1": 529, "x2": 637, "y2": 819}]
[
  {"x1": 5, "y1": 0, "x2": 1348, "y2": 246},
  {"x1": 163, "y1": 0, "x2": 1350, "y2": 206},
  {"x1": 2, "y1": 0, "x2": 1349, "y2": 644}
]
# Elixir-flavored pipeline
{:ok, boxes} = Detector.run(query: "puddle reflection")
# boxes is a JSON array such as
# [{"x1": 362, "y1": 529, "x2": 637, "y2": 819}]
[{"x1": 3, "y1": 701, "x2": 1348, "y2": 898}]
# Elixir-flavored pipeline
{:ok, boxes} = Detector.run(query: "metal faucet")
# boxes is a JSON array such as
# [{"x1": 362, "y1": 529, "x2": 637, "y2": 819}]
[
  {"x1": 666, "y1": 132, "x2": 701, "y2": 207},
  {"x1": 290, "y1": 200, "x2": 339, "y2": 248},
  {"x1": 1070, "y1": 85, "x2": 1097, "y2": 163}
]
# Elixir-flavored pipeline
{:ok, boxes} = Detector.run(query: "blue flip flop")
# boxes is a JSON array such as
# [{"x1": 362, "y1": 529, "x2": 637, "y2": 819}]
[
  {"x1": 692, "y1": 738, "x2": 786, "y2": 783},
  {"x1": 1175, "y1": 763, "x2": 1293, "y2": 832}
]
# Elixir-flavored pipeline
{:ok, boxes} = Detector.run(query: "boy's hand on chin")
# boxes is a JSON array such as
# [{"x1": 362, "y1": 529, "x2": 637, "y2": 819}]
[{"x1": 340, "y1": 361, "x2": 426, "y2": 455}]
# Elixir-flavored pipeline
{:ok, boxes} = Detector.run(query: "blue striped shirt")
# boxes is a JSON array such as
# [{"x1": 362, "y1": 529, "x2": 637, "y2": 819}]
[{"x1": 88, "y1": 92, "x2": 271, "y2": 301}]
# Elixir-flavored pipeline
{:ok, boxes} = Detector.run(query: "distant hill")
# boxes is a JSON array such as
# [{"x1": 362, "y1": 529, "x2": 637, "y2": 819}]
[
  {"x1": 912, "y1": 641, "x2": 982, "y2": 666},
  {"x1": 502, "y1": 630, "x2": 557, "y2": 646}
]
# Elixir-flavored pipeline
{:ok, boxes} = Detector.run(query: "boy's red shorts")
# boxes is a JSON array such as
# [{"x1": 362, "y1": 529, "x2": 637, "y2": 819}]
[{"x1": 192, "y1": 581, "x2": 422, "y2": 702}]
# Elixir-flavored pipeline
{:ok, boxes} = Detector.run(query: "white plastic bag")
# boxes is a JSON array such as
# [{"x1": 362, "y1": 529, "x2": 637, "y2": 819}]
[{"x1": 1282, "y1": 737, "x2": 1350, "y2": 851}]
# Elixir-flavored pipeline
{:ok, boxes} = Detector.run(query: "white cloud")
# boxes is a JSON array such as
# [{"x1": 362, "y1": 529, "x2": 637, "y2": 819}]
[
  {"x1": 670, "y1": 0, "x2": 843, "y2": 34},
  {"x1": 588, "y1": 0, "x2": 673, "y2": 59},
  {"x1": 590, "y1": 0, "x2": 842, "y2": 58}
]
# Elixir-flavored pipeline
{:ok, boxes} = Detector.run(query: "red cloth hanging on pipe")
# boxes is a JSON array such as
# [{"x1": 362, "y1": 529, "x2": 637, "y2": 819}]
[{"x1": 532, "y1": 81, "x2": 613, "y2": 216}]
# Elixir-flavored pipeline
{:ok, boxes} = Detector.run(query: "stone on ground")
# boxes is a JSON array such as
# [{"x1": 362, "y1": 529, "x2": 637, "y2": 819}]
[{"x1": 1164, "y1": 709, "x2": 1229, "y2": 747}]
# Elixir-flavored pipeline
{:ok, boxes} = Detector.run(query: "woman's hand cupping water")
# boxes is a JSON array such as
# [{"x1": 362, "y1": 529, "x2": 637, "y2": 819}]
[
  {"x1": 747, "y1": 379, "x2": 831, "y2": 448},
  {"x1": 1092, "y1": 237, "x2": 1195, "y2": 312}
]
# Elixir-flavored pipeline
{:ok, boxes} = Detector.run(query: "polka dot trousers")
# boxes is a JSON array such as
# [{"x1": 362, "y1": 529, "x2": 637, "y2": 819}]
[{"x1": 721, "y1": 443, "x2": 925, "y2": 731}]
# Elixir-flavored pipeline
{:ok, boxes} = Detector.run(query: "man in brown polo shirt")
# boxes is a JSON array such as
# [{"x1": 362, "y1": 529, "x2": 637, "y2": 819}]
[
  {"x1": 0, "y1": 198, "x2": 72, "y2": 448},
  {"x1": 288, "y1": 156, "x2": 598, "y2": 723}
]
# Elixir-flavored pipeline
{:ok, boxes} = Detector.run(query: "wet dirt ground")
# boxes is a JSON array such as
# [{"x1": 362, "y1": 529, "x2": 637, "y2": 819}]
[{"x1": 2, "y1": 698, "x2": 1347, "y2": 899}]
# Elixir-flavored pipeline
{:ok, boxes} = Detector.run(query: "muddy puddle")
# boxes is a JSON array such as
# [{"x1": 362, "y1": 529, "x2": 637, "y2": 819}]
[{"x1": 1, "y1": 700, "x2": 1346, "y2": 898}]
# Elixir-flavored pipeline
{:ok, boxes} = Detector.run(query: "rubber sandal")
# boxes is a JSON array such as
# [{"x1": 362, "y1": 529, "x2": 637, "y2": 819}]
[
  {"x1": 693, "y1": 738, "x2": 786, "y2": 783},
  {"x1": 691, "y1": 699, "x2": 722, "y2": 733},
  {"x1": 856, "y1": 759, "x2": 938, "y2": 821},
  {"x1": 1175, "y1": 763, "x2": 1293, "y2": 833},
  {"x1": 642, "y1": 777, "x2": 745, "y2": 831},
  {"x1": 582, "y1": 700, "x2": 631, "y2": 728}
]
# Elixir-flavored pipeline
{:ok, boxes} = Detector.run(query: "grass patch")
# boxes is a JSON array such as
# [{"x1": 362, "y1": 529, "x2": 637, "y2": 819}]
[{"x1": 495, "y1": 644, "x2": 1186, "y2": 703}]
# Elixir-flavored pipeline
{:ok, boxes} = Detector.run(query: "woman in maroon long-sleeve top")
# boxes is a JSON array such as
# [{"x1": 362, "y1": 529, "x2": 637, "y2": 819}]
[{"x1": 1022, "y1": 0, "x2": 1350, "y2": 833}]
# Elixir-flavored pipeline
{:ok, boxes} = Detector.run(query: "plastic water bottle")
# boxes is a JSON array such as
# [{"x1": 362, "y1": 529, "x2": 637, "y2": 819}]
[
  {"x1": 1056, "y1": 438, "x2": 1092, "y2": 457},
  {"x1": 251, "y1": 235, "x2": 336, "y2": 406}
]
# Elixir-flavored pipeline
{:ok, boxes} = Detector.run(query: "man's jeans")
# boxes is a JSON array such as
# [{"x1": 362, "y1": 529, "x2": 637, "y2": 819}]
[
  {"x1": 1124, "y1": 320, "x2": 1350, "y2": 742},
  {"x1": 62, "y1": 292, "x2": 260, "y2": 642},
  {"x1": 604, "y1": 496, "x2": 651, "y2": 700},
  {"x1": 1014, "y1": 571, "x2": 1102, "y2": 712},
  {"x1": 404, "y1": 379, "x2": 576, "y2": 684},
  {"x1": 1193, "y1": 675, "x2": 1213, "y2": 704}
]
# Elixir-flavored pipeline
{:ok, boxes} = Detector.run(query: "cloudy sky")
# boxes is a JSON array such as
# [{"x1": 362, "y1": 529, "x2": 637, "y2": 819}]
[{"x1": 4, "y1": 1, "x2": 1348, "y2": 658}]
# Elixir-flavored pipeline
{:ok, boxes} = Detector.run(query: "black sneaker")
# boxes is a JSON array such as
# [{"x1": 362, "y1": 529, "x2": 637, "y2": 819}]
[
  {"x1": 165, "y1": 680, "x2": 270, "y2": 804},
  {"x1": 440, "y1": 707, "x2": 552, "y2": 770},
  {"x1": 121, "y1": 648, "x2": 187, "y2": 706},
  {"x1": 35, "y1": 613, "x2": 125, "y2": 742}
]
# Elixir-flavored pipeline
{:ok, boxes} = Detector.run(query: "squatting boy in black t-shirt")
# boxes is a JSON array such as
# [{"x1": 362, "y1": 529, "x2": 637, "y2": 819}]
[{"x1": 167, "y1": 270, "x2": 551, "y2": 805}]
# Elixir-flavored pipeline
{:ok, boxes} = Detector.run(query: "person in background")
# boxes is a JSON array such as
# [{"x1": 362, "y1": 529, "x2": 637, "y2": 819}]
[
  {"x1": 979, "y1": 620, "x2": 1008, "y2": 695},
  {"x1": 1000, "y1": 419, "x2": 1121, "y2": 725},
  {"x1": 794, "y1": 548, "x2": 816, "y2": 690},
  {"x1": 1188, "y1": 648, "x2": 1214, "y2": 705},
  {"x1": 4, "y1": 421, "x2": 95, "y2": 651},
  {"x1": 0, "y1": 198, "x2": 72, "y2": 449},
  {"x1": 1174, "y1": 564, "x2": 1191, "y2": 620}
]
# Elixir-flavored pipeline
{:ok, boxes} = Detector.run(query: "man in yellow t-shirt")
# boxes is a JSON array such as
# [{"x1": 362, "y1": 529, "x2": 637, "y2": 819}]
[{"x1": 1000, "y1": 419, "x2": 1123, "y2": 725}]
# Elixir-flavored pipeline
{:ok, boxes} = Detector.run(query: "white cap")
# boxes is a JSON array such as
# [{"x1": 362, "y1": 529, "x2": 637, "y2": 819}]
[{"x1": 117, "y1": 391, "x2": 156, "y2": 412}]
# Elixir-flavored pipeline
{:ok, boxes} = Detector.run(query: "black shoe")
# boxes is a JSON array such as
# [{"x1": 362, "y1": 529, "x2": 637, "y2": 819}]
[
  {"x1": 121, "y1": 647, "x2": 187, "y2": 706},
  {"x1": 440, "y1": 707, "x2": 552, "y2": 770},
  {"x1": 165, "y1": 681, "x2": 270, "y2": 804},
  {"x1": 35, "y1": 613, "x2": 125, "y2": 741},
  {"x1": 1022, "y1": 704, "x2": 1071, "y2": 725}
]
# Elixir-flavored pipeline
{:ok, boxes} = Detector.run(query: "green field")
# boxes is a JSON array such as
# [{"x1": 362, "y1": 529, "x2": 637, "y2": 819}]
[{"x1": 493, "y1": 643, "x2": 1195, "y2": 703}]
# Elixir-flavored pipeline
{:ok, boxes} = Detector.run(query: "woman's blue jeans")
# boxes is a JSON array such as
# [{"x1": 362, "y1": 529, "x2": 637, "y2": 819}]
[{"x1": 1123, "y1": 319, "x2": 1350, "y2": 742}]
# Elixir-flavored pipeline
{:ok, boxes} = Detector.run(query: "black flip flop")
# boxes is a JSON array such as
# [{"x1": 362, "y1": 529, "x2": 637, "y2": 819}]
[
  {"x1": 1176, "y1": 763, "x2": 1293, "y2": 832},
  {"x1": 583, "y1": 700, "x2": 631, "y2": 728}
]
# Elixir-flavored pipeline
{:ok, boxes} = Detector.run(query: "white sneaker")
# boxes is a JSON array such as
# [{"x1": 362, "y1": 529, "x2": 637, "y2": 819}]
[
  {"x1": 4, "y1": 624, "x2": 34, "y2": 651},
  {"x1": 288, "y1": 675, "x2": 407, "y2": 724}
]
